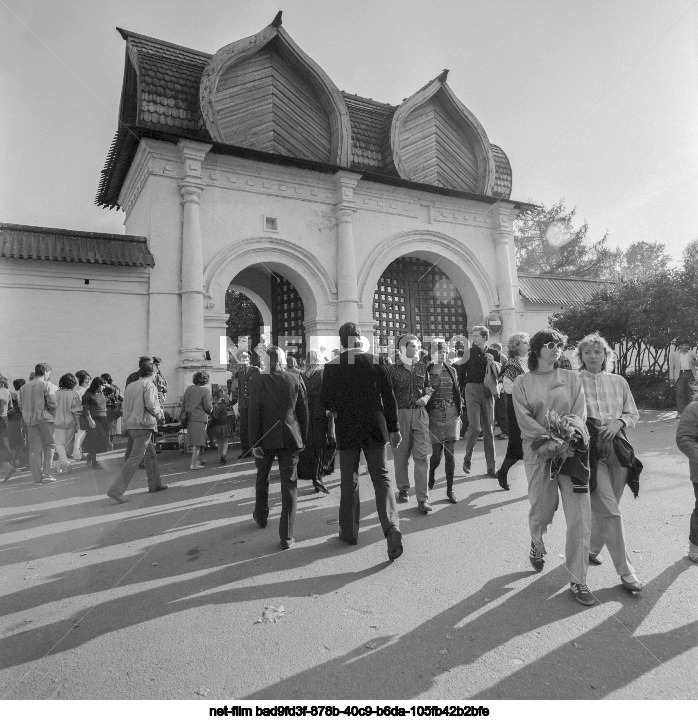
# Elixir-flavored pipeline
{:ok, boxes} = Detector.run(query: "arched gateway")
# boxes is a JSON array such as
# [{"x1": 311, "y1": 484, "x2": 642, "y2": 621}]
[{"x1": 94, "y1": 14, "x2": 529, "y2": 402}]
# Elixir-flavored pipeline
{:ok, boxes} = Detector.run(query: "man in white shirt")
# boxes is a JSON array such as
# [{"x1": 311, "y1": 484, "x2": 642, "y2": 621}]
[{"x1": 670, "y1": 341, "x2": 698, "y2": 417}]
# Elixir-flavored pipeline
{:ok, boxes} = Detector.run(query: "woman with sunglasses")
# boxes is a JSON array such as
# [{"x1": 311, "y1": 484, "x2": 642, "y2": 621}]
[{"x1": 512, "y1": 330, "x2": 594, "y2": 606}]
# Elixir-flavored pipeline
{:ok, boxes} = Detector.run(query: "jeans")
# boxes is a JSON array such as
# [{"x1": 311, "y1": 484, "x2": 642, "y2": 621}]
[
  {"x1": 254, "y1": 448, "x2": 299, "y2": 541},
  {"x1": 589, "y1": 450, "x2": 635, "y2": 576},
  {"x1": 338, "y1": 442, "x2": 400, "y2": 543},
  {"x1": 110, "y1": 429, "x2": 162, "y2": 494},
  {"x1": 463, "y1": 384, "x2": 496, "y2": 471},
  {"x1": 27, "y1": 422, "x2": 55, "y2": 483},
  {"x1": 393, "y1": 408, "x2": 431, "y2": 502},
  {"x1": 690, "y1": 482, "x2": 698, "y2": 547},
  {"x1": 54, "y1": 425, "x2": 76, "y2": 471}
]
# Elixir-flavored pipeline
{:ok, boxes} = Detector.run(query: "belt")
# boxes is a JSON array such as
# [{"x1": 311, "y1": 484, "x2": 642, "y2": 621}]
[{"x1": 432, "y1": 398, "x2": 455, "y2": 407}]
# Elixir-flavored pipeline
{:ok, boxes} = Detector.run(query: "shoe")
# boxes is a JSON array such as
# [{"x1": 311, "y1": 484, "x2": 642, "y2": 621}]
[
  {"x1": 689, "y1": 543, "x2": 698, "y2": 563},
  {"x1": 190, "y1": 463, "x2": 206, "y2": 470},
  {"x1": 588, "y1": 552, "x2": 603, "y2": 565},
  {"x1": 107, "y1": 489, "x2": 128, "y2": 504},
  {"x1": 280, "y1": 537, "x2": 295, "y2": 550},
  {"x1": 220, "y1": 457, "x2": 227, "y2": 464},
  {"x1": 529, "y1": 542, "x2": 545, "y2": 572},
  {"x1": 313, "y1": 480, "x2": 330, "y2": 494},
  {"x1": 1, "y1": 463, "x2": 16, "y2": 483},
  {"x1": 620, "y1": 574, "x2": 643, "y2": 592},
  {"x1": 148, "y1": 485, "x2": 169, "y2": 493},
  {"x1": 397, "y1": 489, "x2": 409, "y2": 503},
  {"x1": 338, "y1": 532, "x2": 358, "y2": 546},
  {"x1": 495, "y1": 433, "x2": 509, "y2": 440},
  {"x1": 486, "y1": 469, "x2": 497, "y2": 478},
  {"x1": 386, "y1": 526, "x2": 403, "y2": 561},
  {"x1": 477, "y1": 432, "x2": 484, "y2": 440},
  {"x1": 462, "y1": 460, "x2": 471, "y2": 475},
  {"x1": 252, "y1": 510, "x2": 267, "y2": 529},
  {"x1": 41, "y1": 474, "x2": 57, "y2": 483},
  {"x1": 418, "y1": 500, "x2": 433, "y2": 514},
  {"x1": 496, "y1": 468, "x2": 510, "y2": 490},
  {"x1": 91, "y1": 462, "x2": 105, "y2": 470},
  {"x1": 446, "y1": 488, "x2": 457, "y2": 504},
  {"x1": 570, "y1": 582, "x2": 595, "y2": 606}
]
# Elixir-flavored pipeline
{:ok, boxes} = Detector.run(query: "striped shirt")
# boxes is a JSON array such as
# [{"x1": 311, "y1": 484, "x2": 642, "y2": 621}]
[{"x1": 579, "y1": 370, "x2": 639, "y2": 428}]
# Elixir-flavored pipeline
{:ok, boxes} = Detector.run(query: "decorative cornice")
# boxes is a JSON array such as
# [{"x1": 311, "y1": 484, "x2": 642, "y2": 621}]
[{"x1": 200, "y1": 24, "x2": 351, "y2": 167}]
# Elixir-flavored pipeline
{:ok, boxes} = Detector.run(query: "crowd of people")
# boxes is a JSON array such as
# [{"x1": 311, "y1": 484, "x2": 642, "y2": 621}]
[{"x1": 1, "y1": 326, "x2": 697, "y2": 606}]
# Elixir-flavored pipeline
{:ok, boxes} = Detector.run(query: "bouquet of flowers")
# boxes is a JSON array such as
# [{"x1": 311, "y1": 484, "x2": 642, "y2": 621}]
[{"x1": 530, "y1": 410, "x2": 583, "y2": 462}]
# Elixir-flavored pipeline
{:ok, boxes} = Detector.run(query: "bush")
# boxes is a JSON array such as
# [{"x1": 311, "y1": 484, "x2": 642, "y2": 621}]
[{"x1": 624, "y1": 371, "x2": 674, "y2": 410}]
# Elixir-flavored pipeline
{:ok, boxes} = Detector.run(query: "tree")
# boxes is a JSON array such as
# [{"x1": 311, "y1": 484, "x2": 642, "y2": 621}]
[
  {"x1": 620, "y1": 241, "x2": 671, "y2": 281},
  {"x1": 515, "y1": 199, "x2": 622, "y2": 279},
  {"x1": 683, "y1": 238, "x2": 698, "y2": 271}
]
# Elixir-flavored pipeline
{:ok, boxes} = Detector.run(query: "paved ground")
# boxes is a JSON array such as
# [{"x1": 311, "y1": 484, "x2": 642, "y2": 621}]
[{"x1": 0, "y1": 410, "x2": 696, "y2": 701}]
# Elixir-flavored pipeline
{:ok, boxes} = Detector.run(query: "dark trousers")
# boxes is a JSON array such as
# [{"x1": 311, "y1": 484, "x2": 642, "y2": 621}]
[
  {"x1": 239, "y1": 401, "x2": 250, "y2": 451},
  {"x1": 254, "y1": 448, "x2": 299, "y2": 541},
  {"x1": 691, "y1": 482, "x2": 698, "y2": 547},
  {"x1": 338, "y1": 442, "x2": 400, "y2": 543},
  {"x1": 676, "y1": 371, "x2": 695, "y2": 415},
  {"x1": 495, "y1": 393, "x2": 509, "y2": 434}
]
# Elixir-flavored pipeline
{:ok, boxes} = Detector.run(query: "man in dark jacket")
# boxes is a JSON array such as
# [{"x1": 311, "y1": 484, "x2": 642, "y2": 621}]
[
  {"x1": 248, "y1": 346, "x2": 309, "y2": 549},
  {"x1": 322, "y1": 322, "x2": 403, "y2": 560}
]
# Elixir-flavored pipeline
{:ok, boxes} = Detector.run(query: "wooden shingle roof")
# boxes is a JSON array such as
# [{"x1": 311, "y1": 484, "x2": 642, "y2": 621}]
[
  {"x1": 517, "y1": 273, "x2": 613, "y2": 307},
  {"x1": 0, "y1": 224, "x2": 155, "y2": 268},
  {"x1": 97, "y1": 28, "x2": 514, "y2": 209}
]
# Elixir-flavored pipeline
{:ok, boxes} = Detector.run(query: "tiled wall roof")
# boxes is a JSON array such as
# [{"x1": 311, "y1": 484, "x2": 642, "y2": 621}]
[
  {"x1": 0, "y1": 224, "x2": 155, "y2": 268},
  {"x1": 97, "y1": 29, "x2": 513, "y2": 208},
  {"x1": 517, "y1": 273, "x2": 614, "y2": 307}
]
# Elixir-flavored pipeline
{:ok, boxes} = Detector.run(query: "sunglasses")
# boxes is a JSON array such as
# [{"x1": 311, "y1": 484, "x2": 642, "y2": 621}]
[{"x1": 544, "y1": 342, "x2": 564, "y2": 350}]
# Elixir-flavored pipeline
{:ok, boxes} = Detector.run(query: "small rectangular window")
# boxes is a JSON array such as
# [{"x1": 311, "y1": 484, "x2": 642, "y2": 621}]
[{"x1": 264, "y1": 216, "x2": 279, "y2": 232}]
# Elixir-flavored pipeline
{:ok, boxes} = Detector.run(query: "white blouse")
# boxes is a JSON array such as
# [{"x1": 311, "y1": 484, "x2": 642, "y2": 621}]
[{"x1": 579, "y1": 370, "x2": 639, "y2": 428}]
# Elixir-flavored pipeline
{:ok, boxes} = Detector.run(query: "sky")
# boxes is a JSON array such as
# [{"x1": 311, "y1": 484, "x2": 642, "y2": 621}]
[{"x1": 1, "y1": 0, "x2": 697, "y2": 261}]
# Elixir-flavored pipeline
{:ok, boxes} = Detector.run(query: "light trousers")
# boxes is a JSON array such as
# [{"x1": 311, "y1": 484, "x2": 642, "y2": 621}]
[
  {"x1": 589, "y1": 450, "x2": 635, "y2": 576},
  {"x1": 27, "y1": 422, "x2": 55, "y2": 484},
  {"x1": 110, "y1": 429, "x2": 162, "y2": 495},
  {"x1": 54, "y1": 425, "x2": 76, "y2": 471},
  {"x1": 72, "y1": 428, "x2": 86, "y2": 461},
  {"x1": 393, "y1": 407, "x2": 431, "y2": 503},
  {"x1": 524, "y1": 441, "x2": 591, "y2": 585}
]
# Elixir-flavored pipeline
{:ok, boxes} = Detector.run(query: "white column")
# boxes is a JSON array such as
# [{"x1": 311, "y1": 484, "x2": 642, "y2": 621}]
[
  {"x1": 492, "y1": 204, "x2": 518, "y2": 341},
  {"x1": 176, "y1": 140, "x2": 213, "y2": 397},
  {"x1": 333, "y1": 171, "x2": 362, "y2": 326}
]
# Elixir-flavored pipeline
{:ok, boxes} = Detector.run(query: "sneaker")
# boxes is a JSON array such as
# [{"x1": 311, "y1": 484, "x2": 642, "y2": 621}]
[
  {"x1": 588, "y1": 552, "x2": 603, "y2": 565},
  {"x1": 280, "y1": 537, "x2": 295, "y2": 550},
  {"x1": 529, "y1": 542, "x2": 545, "y2": 571},
  {"x1": 689, "y1": 543, "x2": 698, "y2": 563},
  {"x1": 397, "y1": 489, "x2": 409, "y2": 503},
  {"x1": 190, "y1": 463, "x2": 206, "y2": 470},
  {"x1": 477, "y1": 432, "x2": 484, "y2": 440},
  {"x1": 386, "y1": 526, "x2": 403, "y2": 561},
  {"x1": 462, "y1": 460, "x2": 471, "y2": 474},
  {"x1": 495, "y1": 433, "x2": 508, "y2": 440},
  {"x1": 417, "y1": 500, "x2": 433, "y2": 514},
  {"x1": 41, "y1": 474, "x2": 57, "y2": 483},
  {"x1": 570, "y1": 582, "x2": 595, "y2": 606}
]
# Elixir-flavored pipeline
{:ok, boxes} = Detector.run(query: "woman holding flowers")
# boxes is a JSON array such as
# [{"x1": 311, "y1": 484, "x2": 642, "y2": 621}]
[
  {"x1": 577, "y1": 333, "x2": 643, "y2": 592},
  {"x1": 512, "y1": 330, "x2": 594, "y2": 606}
]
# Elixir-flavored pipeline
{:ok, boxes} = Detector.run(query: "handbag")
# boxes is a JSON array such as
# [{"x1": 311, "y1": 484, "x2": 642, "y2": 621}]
[
  {"x1": 179, "y1": 408, "x2": 189, "y2": 429},
  {"x1": 484, "y1": 361, "x2": 503, "y2": 399}
]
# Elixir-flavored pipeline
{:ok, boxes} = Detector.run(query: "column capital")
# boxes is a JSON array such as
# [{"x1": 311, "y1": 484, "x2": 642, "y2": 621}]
[
  {"x1": 333, "y1": 170, "x2": 362, "y2": 205},
  {"x1": 334, "y1": 205, "x2": 356, "y2": 224},
  {"x1": 179, "y1": 182, "x2": 205, "y2": 204},
  {"x1": 178, "y1": 139, "x2": 212, "y2": 186}
]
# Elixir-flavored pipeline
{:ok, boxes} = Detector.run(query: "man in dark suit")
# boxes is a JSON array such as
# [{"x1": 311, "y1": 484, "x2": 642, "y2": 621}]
[
  {"x1": 248, "y1": 346, "x2": 309, "y2": 550},
  {"x1": 322, "y1": 322, "x2": 403, "y2": 561}
]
